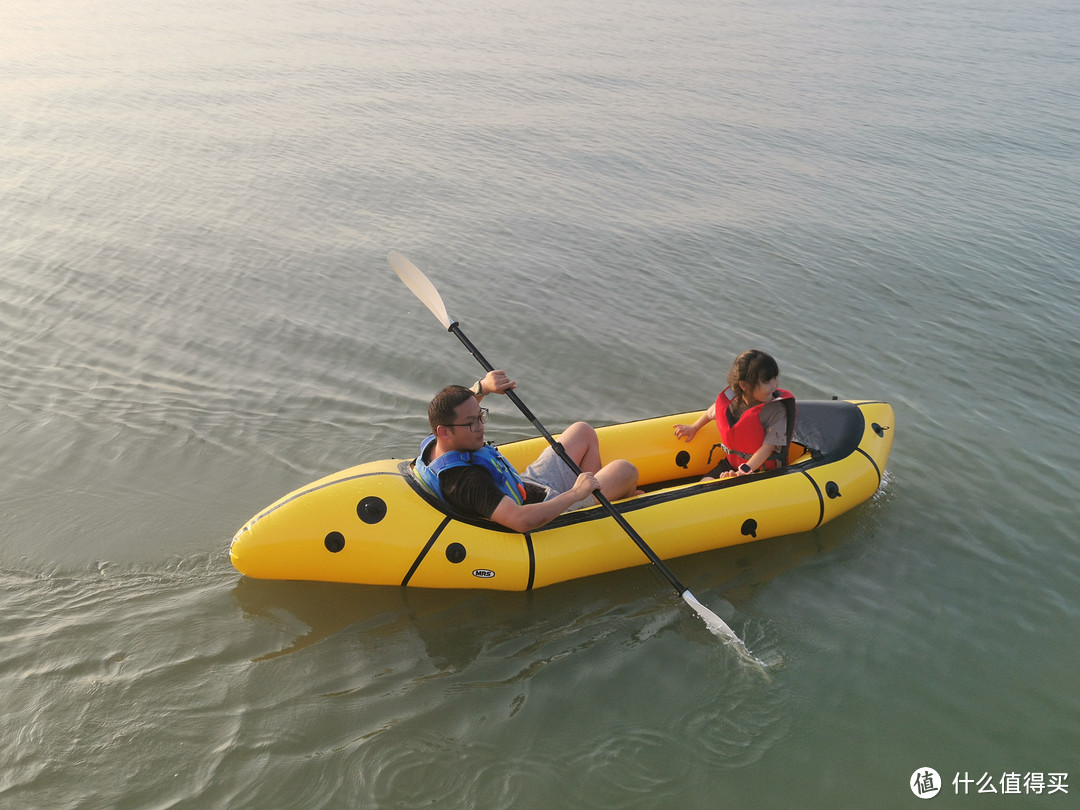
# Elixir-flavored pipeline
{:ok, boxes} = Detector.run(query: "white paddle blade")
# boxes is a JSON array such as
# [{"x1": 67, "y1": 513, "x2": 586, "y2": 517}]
[
  {"x1": 388, "y1": 251, "x2": 454, "y2": 330},
  {"x1": 681, "y1": 590, "x2": 739, "y2": 642},
  {"x1": 681, "y1": 591, "x2": 767, "y2": 671}
]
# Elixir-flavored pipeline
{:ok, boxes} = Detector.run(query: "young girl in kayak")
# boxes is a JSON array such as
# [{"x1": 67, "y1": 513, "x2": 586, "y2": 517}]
[{"x1": 673, "y1": 349, "x2": 796, "y2": 480}]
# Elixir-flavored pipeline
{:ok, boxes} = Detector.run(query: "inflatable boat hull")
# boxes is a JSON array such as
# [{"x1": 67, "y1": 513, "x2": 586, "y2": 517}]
[{"x1": 230, "y1": 400, "x2": 894, "y2": 590}]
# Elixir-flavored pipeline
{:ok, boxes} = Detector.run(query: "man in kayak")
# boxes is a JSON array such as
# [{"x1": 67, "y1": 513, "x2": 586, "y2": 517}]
[{"x1": 415, "y1": 370, "x2": 640, "y2": 532}]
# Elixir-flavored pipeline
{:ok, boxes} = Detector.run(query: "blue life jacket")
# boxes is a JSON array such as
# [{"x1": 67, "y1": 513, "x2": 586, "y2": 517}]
[{"x1": 414, "y1": 434, "x2": 527, "y2": 505}]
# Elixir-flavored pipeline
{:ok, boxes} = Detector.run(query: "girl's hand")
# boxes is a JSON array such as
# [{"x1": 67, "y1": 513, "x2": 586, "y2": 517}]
[{"x1": 673, "y1": 424, "x2": 698, "y2": 442}]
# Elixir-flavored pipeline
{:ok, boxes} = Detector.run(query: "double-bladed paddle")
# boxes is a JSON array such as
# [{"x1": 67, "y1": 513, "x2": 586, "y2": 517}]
[{"x1": 390, "y1": 250, "x2": 763, "y2": 663}]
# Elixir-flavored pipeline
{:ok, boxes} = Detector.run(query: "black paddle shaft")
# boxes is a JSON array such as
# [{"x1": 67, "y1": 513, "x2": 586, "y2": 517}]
[{"x1": 448, "y1": 322, "x2": 689, "y2": 595}]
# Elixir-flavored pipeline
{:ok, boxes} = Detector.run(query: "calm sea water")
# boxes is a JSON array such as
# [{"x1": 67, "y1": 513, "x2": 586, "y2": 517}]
[{"x1": 2, "y1": 0, "x2": 1078, "y2": 806}]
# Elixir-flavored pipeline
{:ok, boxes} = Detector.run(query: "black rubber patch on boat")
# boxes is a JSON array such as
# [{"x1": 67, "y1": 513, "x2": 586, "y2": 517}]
[
  {"x1": 446, "y1": 542, "x2": 467, "y2": 563},
  {"x1": 325, "y1": 531, "x2": 346, "y2": 553},
  {"x1": 357, "y1": 496, "x2": 387, "y2": 524}
]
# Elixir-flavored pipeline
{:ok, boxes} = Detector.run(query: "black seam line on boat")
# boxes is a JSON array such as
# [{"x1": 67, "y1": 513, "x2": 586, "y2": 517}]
[
  {"x1": 401, "y1": 516, "x2": 452, "y2": 587},
  {"x1": 532, "y1": 464, "x2": 821, "y2": 531},
  {"x1": 525, "y1": 533, "x2": 535, "y2": 590},
  {"x1": 396, "y1": 428, "x2": 851, "y2": 532},
  {"x1": 399, "y1": 451, "x2": 853, "y2": 535},
  {"x1": 855, "y1": 446, "x2": 882, "y2": 485},
  {"x1": 800, "y1": 470, "x2": 826, "y2": 528},
  {"x1": 254, "y1": 471, "x2": 404, "y2": 523}
]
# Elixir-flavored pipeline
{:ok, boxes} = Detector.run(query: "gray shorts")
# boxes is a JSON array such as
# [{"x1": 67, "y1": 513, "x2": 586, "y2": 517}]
[{"x1": 521, "y1": 446, "x2": 598, "y2": 512}]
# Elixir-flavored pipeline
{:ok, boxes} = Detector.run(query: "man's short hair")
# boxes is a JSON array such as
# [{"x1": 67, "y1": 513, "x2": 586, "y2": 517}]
[{"x1": 428, "y1": 385, "x2": 474, "y2": 432}]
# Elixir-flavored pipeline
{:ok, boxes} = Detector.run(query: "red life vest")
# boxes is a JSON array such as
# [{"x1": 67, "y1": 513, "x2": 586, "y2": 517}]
[{"x1": 714, "y1": 387, "x2": 796, "y2": 470}]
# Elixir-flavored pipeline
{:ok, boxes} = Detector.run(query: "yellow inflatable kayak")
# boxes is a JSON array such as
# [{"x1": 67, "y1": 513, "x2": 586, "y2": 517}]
[{"x1": 230, "y1": 399, "x2": 894, "y2": 590}]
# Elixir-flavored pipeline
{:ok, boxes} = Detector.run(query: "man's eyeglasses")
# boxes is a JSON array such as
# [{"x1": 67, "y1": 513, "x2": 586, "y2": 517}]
[{"x1": 444, "y1": 408, "x2": 489, "y2": 433}]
